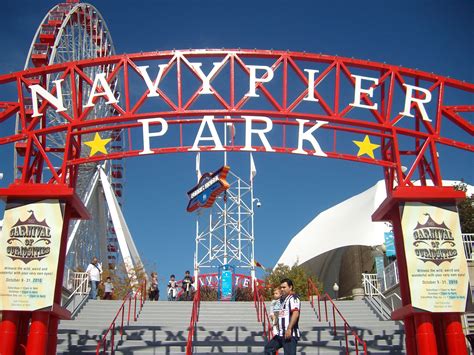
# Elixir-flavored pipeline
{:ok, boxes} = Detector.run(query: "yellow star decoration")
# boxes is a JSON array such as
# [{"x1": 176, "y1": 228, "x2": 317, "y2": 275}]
[
  {"x1": 353, "y1": 135, "x2": 380, "y2": 159},
  {"x1": 84, "y1": 133, "x2": 111, "y2": 157}
]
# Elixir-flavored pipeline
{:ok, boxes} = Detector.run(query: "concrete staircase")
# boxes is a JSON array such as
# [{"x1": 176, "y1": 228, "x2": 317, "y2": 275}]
[
  {"x1": 296, "y1": 300, "x2": 405, "y2": 354},
  {"x1": 57, "y1": 300, "x2": 192, "y2": 354},
  {"x1": 56, "y1": 299, "x2": 405, "y2": 354}
]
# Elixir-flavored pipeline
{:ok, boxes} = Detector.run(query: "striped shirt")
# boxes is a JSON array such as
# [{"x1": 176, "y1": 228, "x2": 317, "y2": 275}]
[{"x1": 277, "y1": 294, "x2": 301, "y2": 338}]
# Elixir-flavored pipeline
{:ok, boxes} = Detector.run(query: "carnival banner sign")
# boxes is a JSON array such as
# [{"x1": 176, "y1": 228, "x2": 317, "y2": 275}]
[
  {"x1": 401, "y1": 202, "x2": 468, "y2": 312},
  {"x1": 0, "y1": 200, "x2": 63, "y2": 311}
]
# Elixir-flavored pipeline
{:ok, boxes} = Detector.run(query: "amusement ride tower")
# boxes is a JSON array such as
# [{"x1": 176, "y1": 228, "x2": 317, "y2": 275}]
[
  {"x1": 193, "y1": 122, "x2": 258, "y2": 289},
  {"x1": 13, "y1": 0, "x2": 142, "y2": 278}
]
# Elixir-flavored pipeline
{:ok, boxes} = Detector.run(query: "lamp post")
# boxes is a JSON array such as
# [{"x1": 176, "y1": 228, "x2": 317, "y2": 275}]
[
  {"x1": 333, "y1": 282, "x2": 339, "y2": 300},
  {"x1": 250, "y1": 197, "x2": 261, "y2": 290}
]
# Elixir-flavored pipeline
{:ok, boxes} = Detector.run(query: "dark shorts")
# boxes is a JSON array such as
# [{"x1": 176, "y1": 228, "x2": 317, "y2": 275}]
[{"x1": 264, "y1": 335, "x2": 298, "y2": 355}]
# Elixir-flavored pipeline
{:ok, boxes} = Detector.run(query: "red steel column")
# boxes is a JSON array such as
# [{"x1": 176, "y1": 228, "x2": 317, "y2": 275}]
[
  {"x1": 0, "y1": 185, "x2": 88, "y2": 355},
  {"x1": 443, "y1": 313, "x2": 468, "y2": 355},
  {"x1": 374, "y1": 187, "x2": 468, "y2": 355},
  {"x1": 0, "y1": 311, "x2": 20, "y2": 355},
  {"x1": 403, "y1": 316, "x2": 417, "y2": 355},
  {"x1": 414, "y1": 313, "x2": 438, "y2": 354},
  {"x1": 26, "y1": 312, "x2": 50, "y2": 354}
]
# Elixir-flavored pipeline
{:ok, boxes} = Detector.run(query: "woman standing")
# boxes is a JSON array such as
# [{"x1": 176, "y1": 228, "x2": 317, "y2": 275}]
[{"x1": 149, "y1": 272, "x2": 159, "y2": 301}]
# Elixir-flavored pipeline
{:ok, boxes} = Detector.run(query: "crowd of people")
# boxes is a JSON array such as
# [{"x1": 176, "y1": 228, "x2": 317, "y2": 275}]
[
  {"x1": 84, "y1": 257, "x2": 195, "y2": 302},
  {"x1": 148, "y1": 270, "x2": 195, "y2": 301},
  {"x1": 84, "y1": 257, "x2": 301, "y2": 354}
]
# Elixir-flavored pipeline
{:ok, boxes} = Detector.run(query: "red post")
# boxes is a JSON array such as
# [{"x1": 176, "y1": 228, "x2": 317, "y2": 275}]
[
  {"x1": 344, "y1": 323, "x2": 349, "y2": 353},
  {"x1": 134, "y1": 296, "x2": 137, "y2": 321},
  {"x1": 47, "y1": 316, "x2": 60, "y2": 355},
  {"x1": 372, "y1": 186, "x2": 468, "y2": 355},
  {"x1": 120, "y1": 305, "x2": 125, "y2": 336},
  {"x1": 111, "y1": 323, "x2": 115, "y2": 355},
  {"x1": 414, "y1": 313, "x2": 438, "y2": 354},
  {"x1": 404, "y1": 316, "x2": 417, "y2": 355},
  {"x1": 324, "y1": 298, "x2": 328, "y2": 322},
  {"x1": 317, "y1": 296, "x2": 321, "y2": 321},
  {"x1": 0, "y1": 311, "x2": 20, "y2": 354},
  {"x1": 0, "y1": 184, "x2": 89, "y2": 355},
  {"x1": 26, "y1": 312, "x2": 50, "y2": 354},
  {"x1": 443, "y1": 313, "x2": 468, "y2": 355}
]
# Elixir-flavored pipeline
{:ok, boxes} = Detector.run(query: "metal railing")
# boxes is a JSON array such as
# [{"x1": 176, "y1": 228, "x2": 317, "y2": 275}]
[
  {"x1": 362, "y1": 275, "x2": 402, "y2": 320},
  {"x1": 307, "y1": 279, "x2": 368, "y2": 355},
  {"x1": 463, "y1": 233, "x2": 474, "y2": 261},
  {"x1": 383, "y1": 261, "x2": 399, "y2": 290},
  {"x1": 253, "y1": 280, "x2": 274, "y2": 342},
  {"x1": 63, "y1": 272, "x2": 90, "y2": 317},
  {"x1": 95, "y1": 280, "x2": 146, "y2": 355},
  {"x1": 185, "y1": 284, "x2": 201, "y2": 355},
  {"x1": 68, "y1": 271, "x2": 89, "y2": 295},
  {"x1": 362, "y1": 273, "x2": 378, "y2": 292}
]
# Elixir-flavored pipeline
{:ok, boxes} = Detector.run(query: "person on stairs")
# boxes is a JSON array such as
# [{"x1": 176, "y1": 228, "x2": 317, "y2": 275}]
[
  {"x1": 149, "y1": 271, "x2": 159, "y2": 301},
  {"x1": 86, "y1": 257, "x2": 102, "y2": 300},
  {"x1": 167, "y1": 274, "x2": 178, "y2": 301},
  {"x1": 181, "y1": 270, "x2": 194, "y2": 301},
  {"x1": 102, "y1": 276, "x2": 114, "y2": 300},
  {"x1": 264, "y1": 278, "x2": 301, "y2": 355}
]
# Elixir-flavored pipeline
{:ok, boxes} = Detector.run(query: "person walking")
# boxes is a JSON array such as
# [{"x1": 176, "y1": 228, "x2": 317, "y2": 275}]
[
  {"x1": 264, "y1": 278, "x2": 301, "y2": 355},
  {"x1": 181, "y1": 270, "x2": 194, "y2": 301},
  {"x1": 149, "y1": 272, "x2": 159, "y2": 301},
  {"x1": 86, "y1": 257, "x2": 102, "y2": 300}
]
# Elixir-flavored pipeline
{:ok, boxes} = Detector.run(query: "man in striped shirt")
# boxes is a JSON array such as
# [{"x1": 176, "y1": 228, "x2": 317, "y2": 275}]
[{"x1": 264, "y1": 278, "x2": 301, "y2": 354}]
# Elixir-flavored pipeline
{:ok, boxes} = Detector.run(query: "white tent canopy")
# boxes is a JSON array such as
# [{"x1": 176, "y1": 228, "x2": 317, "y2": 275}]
[{"x1": 276, "y1": 180, "x2": 473, "y2": 268}]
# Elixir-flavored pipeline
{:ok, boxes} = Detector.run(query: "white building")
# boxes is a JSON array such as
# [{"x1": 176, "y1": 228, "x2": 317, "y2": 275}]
[{"x1": 276, "y1": 180, "x2": 473, "y2": 298}]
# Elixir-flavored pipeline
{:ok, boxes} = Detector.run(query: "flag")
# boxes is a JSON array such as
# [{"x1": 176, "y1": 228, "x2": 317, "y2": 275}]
[
  {"x1": 226, "y1": 122, "x2": 235, "y2": 144},
  {"x1": 250, "y1": 153, "x2": 256, "y2": 183},
  {"x1": 254, "y1": 260, "x2": 266, "y2": 270},
  {"x1": 196, "y1": 152, "x2": 201, "y2": 181}
]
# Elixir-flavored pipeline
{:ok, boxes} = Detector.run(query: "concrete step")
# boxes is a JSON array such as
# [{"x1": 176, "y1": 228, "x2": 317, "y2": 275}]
[{"x1": 57, "y1": 299, "x2": 406, "y2": 354}]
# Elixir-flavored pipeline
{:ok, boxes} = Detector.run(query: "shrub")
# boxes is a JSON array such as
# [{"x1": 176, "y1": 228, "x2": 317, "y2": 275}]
[
  {"x1": 199, "y1": 286, "x2": 218, "y2": 301},
  {"x1": 234, "y1": 286, "x2": 253, "y2": 301},
  {"x1": 264, "y1": 263, "x2": 322, "y2": 301}
]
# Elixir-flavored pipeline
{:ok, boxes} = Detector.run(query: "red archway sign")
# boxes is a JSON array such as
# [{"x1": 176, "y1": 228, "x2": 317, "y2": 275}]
[{"x1": 0, "y1": 49, "x2": 472, "y2": 355}]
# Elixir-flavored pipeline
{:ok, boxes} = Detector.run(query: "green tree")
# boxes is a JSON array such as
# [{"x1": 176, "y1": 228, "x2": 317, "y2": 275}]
[
  {"x1": 263, "y1": 263, "x2": 322, "y2": 301},
  {"x1": 99, "y1": 263, "x2": 147, "y2": 300},
  {"x1": 454, "y1": 182, "x2": 474, "y2": 233}
]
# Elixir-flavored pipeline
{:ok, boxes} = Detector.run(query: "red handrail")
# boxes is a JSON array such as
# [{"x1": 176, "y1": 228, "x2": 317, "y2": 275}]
[
  {"x1": 95, "y1": 280, "x2": 147, "y2": 355},
  {"x1": 185, "y1": 284, "x2": 201, "y2": 355},
  {"x1": 307, "y1": 279, "x2": 368, "y2": 355},
  {"x1": 253, "y1": 280, "x2": 274, "y2": 341}
]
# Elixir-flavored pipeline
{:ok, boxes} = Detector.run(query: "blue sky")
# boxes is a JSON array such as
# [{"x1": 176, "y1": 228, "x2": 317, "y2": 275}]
[{"x1": 0, "y1": 0, "x2": 472, "y2": 293}]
